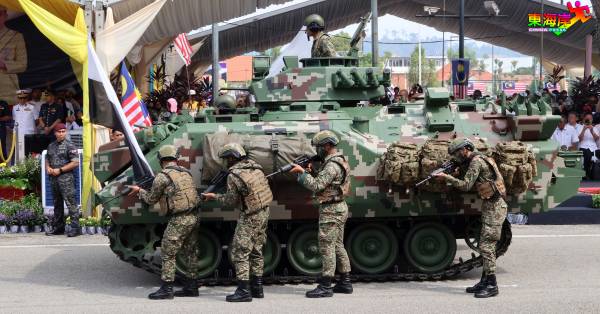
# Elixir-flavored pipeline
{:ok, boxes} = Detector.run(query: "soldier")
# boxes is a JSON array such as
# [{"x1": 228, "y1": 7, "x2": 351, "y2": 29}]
[
  {"x1": 38, "y1": 90, "x2": 65, "y2": 138},
  {"x1": 434, "y1": 138, "x2": 507, "y2": 298},
  {"x1": 201, "y1": 143, "x2": 272, "y2": 303},
  {"x1": 304, "y1": 14, "x2": 336, "y2": 58},
  {"x1": 289, "y1": 130, "x2": 353, "y2": 298},
  {"x1": 127, "y1": 145, "x2": 201, "y2": 300},
  {"x1": 0, "y1": 98, "x2": 11, "y2": 159},
  {"x1": 44, "y1": 123, "x2": 80, "y2": 237}
]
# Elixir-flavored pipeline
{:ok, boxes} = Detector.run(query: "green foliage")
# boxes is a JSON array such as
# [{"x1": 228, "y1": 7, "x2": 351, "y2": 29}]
[
  {"x1": 0, "y1": 157, "x2": 41, "y2": 190},
  {"x1": 85, "y1": 217, "x2": 99, "y2": 227},
  {"x1": 101, "y1": 214, "x2": 112, "y2": 227},
  {"x1": 593, "y1": 194, "x2": 600, "y2": 208},
  {"x1": 330, "y1": 32, "x2": 352, "y2": 53},
  {"x1": 408, "y1": 46, "x2": 437, "y2": 87},
  {"x1": 262, "y1": 46, "x2": 282, "y2": 60},
  {"x1": 358, "y1": 51, "x2": 393, "y2": 69},
  {"x1": 446, "y1": 46, "x2": 477, "y2": 62},
  {"x1": 570, "y1": 75, "x2": 600, "y2": 108}
]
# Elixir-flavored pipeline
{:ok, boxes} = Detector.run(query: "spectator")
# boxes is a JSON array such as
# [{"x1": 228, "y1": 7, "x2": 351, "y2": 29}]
[
  {"x1": 472, "y1": 90, "x2": 483, "y2": 100},
  {"x1": 0, "y1": 99, "x2": 11, "y2": 158},
  {"x1": 566, "y1": 112, "x2": 581, "y2": 134},
  {"x1": 75, "y1": 111, "x2": 83, "y2": 126},
  {"x1": 577, "y1": 113, "x2": 599, "y2": 179},
  {"x1": 393, "y1": 87, "x2": 401, "y2": 103},
  {"x1": 181, "y1": 90, "x2": 199, "y2": 112},
  {"x1": 110, "y1": 129, "x2": 124, "y2": 142},
  {"x1": 65, "y1": 110, "x2": 81, "y2": 130},
  {"x1": 551, "y1": 116, "x2": 577, "y2": 151},
  {"x1": 581, "y1": 95, "x2": 597, "y2": 115},
  {"x1": 30, "y1": 88, "x2": 43, "y2": 114},
  {"x1": 64, "y1": 88, "x2": 81, "y2": 112}
]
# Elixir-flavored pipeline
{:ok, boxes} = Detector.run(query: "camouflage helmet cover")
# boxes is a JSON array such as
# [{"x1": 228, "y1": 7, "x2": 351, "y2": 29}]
[
  {"x1": 215, "y1": 94, "x2": 236, "y2": 110},
  {"x1": 218, "y1": 143, "x2": 247, "y2": 159},
  {"x1": 304, "y1": 14, "x2": 325, "y2": 30},
  {"x1": 157, "y1": 145, "x2": 179, "y2": 160},
  {"x1": 448, "y1": 138, "x2": 475, "y2": 154},
  {"x1": 312, "y1": 130, "x2": 339, "y2": 146}
]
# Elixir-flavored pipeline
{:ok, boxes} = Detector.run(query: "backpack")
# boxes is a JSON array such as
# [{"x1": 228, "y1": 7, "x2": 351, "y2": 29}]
[
  {"x1": 492, "y1": 141, "x2": 537, "y2": 194},
  {"x1": 418, "y1": 139, "x2": 452, "y2": 192},
  {"x1": 377, "y1": 142, "x2": 419, "y2": 186}
]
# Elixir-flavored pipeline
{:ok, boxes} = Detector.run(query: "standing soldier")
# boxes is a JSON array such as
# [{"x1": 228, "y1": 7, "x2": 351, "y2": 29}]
[
  {"x1": 127, "y1": 145, "x2": 201, "y2": 300},
  {"x1": 37, "y1": 90, "x2": 65, "y2": 139},
  {"x1": 304, "y1": 14, "x2": 336, "y2": 58},
  {"x1": 434, "y1": 138, "x2": 507, "y2": 298},
  {"x1": 290, "y1": 130, "x2": 353, "y2": 298},
  {"x1": 44, "y1": 123, "x2": 80, "y2": 237},
  {"x1": 201, "y1": 143, "x2": 272, "y2": 303}
]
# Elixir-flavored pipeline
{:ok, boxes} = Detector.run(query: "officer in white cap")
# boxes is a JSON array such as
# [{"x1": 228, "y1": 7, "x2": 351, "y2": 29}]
[{"x1": 12, "y1": 89, "x2": 36, "y2": 161}]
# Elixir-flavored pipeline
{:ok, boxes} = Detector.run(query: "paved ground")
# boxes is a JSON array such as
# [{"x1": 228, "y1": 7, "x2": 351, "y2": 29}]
[{"x1": 1, "y1": 225, "x2": 600, "y2": 314}]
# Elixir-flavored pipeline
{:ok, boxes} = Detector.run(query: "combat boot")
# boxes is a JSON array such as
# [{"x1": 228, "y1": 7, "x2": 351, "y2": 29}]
[
  {"x1": 306, "y1": 277, "x2": 333, "y2": 298},
  {"x1": 250, "y1": 276, "x2": 264, "y2": 298},
  {"x1": 466, "y1": 273, "x2": 487, "y2": 293},
  {"x1": 226, "y1": 280, "x2": 252, "y2": 302},
  {"x1": 45, "y1": 226, "x2": 64, "y2": 236},
  {"x1": 475, "y1": 274, "x2": 499, "y2": 298},
  {"x1": 66, "y1": 226, "x2": 81, "y2": 237},
  {"x1": 332, "y1": 273, "x2": 353, "y2": 294},
  {"x1": 174, "y1": 277, "x2": 199, "y2": 297},
  {"x1": 148, "y1": 280, "x2": 174, "y2": 300}
]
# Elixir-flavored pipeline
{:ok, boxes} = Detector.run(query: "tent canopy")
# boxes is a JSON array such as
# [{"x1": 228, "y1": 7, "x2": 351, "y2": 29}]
[{"x1": 181, "y1": 0, "x2": 598, "y2": 69}]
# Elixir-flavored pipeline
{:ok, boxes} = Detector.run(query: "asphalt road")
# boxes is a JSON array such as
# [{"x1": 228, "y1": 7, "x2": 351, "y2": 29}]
[{"x1": 1, "y1": 225, "x2": 600, "y2": 314}]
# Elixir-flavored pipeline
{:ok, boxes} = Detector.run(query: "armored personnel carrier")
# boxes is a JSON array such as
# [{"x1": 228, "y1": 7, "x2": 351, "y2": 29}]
[{"x1": 94, "y1": 25, "x2": 583, "y2": 284}]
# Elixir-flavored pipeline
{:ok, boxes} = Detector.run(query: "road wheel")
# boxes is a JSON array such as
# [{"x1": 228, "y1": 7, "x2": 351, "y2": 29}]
[
  {"x1": 346, "y1": 223, "x2": 398, "y2": 274},
  {"x1": 404, "y1": 222, "x2": 457, "y2": 274}
]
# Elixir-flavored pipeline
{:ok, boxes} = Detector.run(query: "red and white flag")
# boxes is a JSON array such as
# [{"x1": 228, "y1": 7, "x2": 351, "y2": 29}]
[
  {"x1": 502, "y1": 81, "x2": 528, "y2": 95},
  {"x1": 174, "y1": 33, "x2": 193, "y2": 66}
]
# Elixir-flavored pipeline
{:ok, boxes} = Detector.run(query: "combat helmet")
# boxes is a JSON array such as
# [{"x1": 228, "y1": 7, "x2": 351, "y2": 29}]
[
  {"x1": 157, "y1": 145, "x2": 179, "y2": 160},
  {"x1": 312, "y1": 130, "x2": 339, "y2": 146},
  {"x1": 448, "y1": 138, "x2": 475, "y2": 155},
  {"x1": 215, "y1": 94, "x2": 236, "y2": 110},
  {"x1": 304, "y1": 14, "x2": 325, "y2": 31},
  {"x1": 218, "y1": 143, "x2": 247, "y2": 159}
]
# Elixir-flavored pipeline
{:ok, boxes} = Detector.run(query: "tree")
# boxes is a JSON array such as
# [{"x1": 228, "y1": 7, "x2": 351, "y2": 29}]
[
  {"x1": 358, "y1": 51, "x2": 392, "y2": 68},
  {"x1": 408, "y1": 46, "x2": 438, "y2": 87},
  {"x1": 330, "y1": 31, "x2": 352, "y2": 53},
  {"x1": 477, "y1": 59, "x2": 486, "y2": 73},
  {"x1": 262, "y1": 46, "x2": 282, "y2": 60},
  {"x1": 446, "y1": 46, "x2": 477, "y2": 62},
  {"x1": 510, "y1": 60, "x2": 518, "y2": 74}
]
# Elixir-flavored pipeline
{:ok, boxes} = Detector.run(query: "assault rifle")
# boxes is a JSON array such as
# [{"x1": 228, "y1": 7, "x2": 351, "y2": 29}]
[
  {"x1": 266, "y1": 155, "x2": 320, "y2": 178},
  {"x1": 414, "y1": 160, "x2": 458, "y2": 188},
  {"x1": 200, "y1": 170, "x2": 230, "y2": 200},
  {"x1": 100, "y1": 176, "x2": 155, "y2": 206}
]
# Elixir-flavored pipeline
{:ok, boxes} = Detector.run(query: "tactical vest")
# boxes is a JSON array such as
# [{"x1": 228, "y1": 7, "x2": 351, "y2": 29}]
[
  {"x1": 473, "y1": 156, "x2": 507, "y2": 200},
  {"x1": 161, "y1": 166, "x2": 200, "y2": 215},
  {"x1": 316, "y1": 155, "x2": 351, "y2": 204},
  {"x1": 230, "y1": 161, "x2": 273, "y2": 214}
]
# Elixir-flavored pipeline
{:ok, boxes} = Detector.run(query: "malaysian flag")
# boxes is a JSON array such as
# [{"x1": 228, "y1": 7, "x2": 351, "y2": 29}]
[
  {"x1": 502, "y1": 81, "x2": 528, "y2": 95},
  {"x1": 174, "y1": 33, "x2": 193, "y2": 66},
  {"x1": 120, "y1": 62, "x2": 152, "y2": 130},
  {"x1": 453, "y1": 84, "x2": 467, "y2": 99},
  {"x1": 467, "y1": 81, "x2": 488, "y2": 95}
]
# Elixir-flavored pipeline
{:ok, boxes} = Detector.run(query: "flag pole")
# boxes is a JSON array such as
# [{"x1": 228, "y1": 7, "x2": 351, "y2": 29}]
[{"x1": 185, "y1": 64, "x2": 192, "y2": 104}]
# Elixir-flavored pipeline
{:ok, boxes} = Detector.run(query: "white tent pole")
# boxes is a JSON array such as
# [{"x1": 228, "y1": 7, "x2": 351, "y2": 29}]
[
  {"x1": 418, "y1": 38, "x2": 422, "y2": 85},
  {"x1": 212, "y1": 23, "x2": 220, "y2": 106}
]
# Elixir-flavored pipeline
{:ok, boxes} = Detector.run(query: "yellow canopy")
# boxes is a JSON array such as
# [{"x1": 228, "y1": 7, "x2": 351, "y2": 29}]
[{"x1": 0, "y1": 0, "x2": 79, "y2": 24}]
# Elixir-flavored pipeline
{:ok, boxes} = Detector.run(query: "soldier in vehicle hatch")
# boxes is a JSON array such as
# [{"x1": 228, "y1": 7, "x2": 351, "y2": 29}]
[
  {"x1": 304, "y1": 14, "x2": 337, "y2": 58},
  {"x1": 434, "y1": 138, "x2": 507, "y2": 298}
]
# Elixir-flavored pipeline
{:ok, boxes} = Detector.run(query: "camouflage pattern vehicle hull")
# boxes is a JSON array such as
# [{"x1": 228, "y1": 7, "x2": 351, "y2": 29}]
[{"x1": 95, "y1": 58, "x2": 582, "y2": 285}]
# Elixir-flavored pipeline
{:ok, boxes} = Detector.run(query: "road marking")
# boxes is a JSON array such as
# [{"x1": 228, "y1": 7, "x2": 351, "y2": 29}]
[
  {"x1": 0, "y1": 243, "x2": 109, "y2": 249},
  {"x1": 513, "y1": 234, "x2": 600, "y2": 238}
]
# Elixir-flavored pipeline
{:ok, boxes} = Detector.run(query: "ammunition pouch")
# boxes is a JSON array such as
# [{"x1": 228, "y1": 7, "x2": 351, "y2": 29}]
[{"x1": 230, "y1": 166, "x2": 273, "y2": 214}]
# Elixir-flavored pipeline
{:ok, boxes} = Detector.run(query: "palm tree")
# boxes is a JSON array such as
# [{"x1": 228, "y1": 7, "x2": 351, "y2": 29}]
[{"x1": 510, "y1": 60, "x2": 518, "y2": 74}]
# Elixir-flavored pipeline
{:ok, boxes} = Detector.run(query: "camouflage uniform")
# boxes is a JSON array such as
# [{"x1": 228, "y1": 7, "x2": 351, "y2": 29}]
[
  {"x1": 297, "y1": 152, "x2": 351, "y2": 277},
  {"x1": 138, "y1": 161, "x2": 201, "y2": 282},
  {"x1": 312, "y1": 33, "x2": 336, "y2": 58},
  {"x1": 46, "y1": 138, "x2": 79, "y2": 230},
  {"x1": 215, "y1": 159, "x2": 272, "y2": 281},
  {"x1": 445, "y1": 154, "x2": 507, "y2": 275}
]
